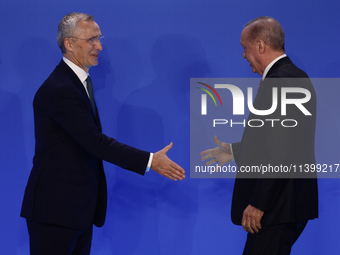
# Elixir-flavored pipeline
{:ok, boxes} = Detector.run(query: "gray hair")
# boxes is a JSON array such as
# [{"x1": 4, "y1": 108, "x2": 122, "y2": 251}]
[
  {"x1": 57, "y1": 12, "x2": 94, "y2": 53},
  {"x1": 244, "y1": 16, "x2": 285, "y2": 51}
]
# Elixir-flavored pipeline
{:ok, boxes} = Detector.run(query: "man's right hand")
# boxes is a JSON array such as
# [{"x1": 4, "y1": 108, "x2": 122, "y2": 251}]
[
  {"x1": 151, "y1": 142, "x2": 186, "y2": 181},
  {"x1": 200, "y1": 135, "x2": 233, "y2": 166}
]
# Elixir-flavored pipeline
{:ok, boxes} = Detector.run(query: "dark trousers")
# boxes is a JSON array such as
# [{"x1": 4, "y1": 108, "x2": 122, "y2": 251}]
[
  {"x1": 26, "y1": 220, "x2": 93, "y2": 255},
  {"x1": 243, "y1": 221, "x2": 308, "y2": 255}
]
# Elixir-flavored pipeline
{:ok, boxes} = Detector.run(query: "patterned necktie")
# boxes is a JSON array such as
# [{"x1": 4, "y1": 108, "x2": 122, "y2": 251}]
[{"x1": 86, "y1": 75, "x2": 96, "y2": 116}]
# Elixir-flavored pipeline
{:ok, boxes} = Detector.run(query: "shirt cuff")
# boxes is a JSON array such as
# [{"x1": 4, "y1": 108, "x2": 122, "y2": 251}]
[{"x1": 145, "y1": 153, "x2": 153, "y2": 172}]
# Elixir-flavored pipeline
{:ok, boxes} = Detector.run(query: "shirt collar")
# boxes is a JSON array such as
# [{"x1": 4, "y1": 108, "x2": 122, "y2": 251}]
[
  {"x1": 262, "y1": 54, "x2": 287, "y2": 80},
  {"x1": 63, "y1": 56, "x2": 89, "y2": 84}
]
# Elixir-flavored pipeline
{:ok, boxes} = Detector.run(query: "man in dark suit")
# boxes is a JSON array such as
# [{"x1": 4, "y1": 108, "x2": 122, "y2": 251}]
[
  {"x1": 201, "y1": 16, "x2": 317, "y2": 254},
  {"x1": 20, "y1": 12, "x2": 185, "y2": 255}
]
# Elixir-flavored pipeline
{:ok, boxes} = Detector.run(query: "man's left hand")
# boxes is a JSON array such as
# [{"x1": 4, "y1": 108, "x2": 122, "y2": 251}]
[{"x1": 241, "y1": 204, "x2": 264, "y2": 234}]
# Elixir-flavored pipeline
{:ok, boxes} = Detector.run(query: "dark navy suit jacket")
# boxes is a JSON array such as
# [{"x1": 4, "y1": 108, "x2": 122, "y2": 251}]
[
  {"x1": 21, "y1": 60, "x2": 150, "y2": 230},
  {"x1": 231, "y1": 57, "x2": 318, "y2": 226}
]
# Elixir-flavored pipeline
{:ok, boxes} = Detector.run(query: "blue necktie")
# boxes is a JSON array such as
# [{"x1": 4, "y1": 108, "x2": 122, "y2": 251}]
[{"x1": 86, "y1": 76, "x2": 96, "y2": 116}]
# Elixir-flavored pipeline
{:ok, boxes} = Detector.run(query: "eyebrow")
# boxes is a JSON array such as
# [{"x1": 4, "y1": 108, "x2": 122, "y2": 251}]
[{"x1": 90, "y1": 34, "x2": 102, "y2": 38}]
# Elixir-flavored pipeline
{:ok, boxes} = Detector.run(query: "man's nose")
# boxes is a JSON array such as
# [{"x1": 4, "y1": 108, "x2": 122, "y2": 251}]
[{"x1": 94, "y1": 40, "x2": 103, "y2": 50}]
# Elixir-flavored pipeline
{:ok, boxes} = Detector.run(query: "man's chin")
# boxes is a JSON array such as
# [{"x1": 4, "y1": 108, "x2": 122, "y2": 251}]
[
  {"x1": 251, "y1": 68, "x2": 260, "y2": 75},
  {"x1": 90, "y1": 60, "x2": 99, "y2": 67},
  {"x1": 249, "y1": 64, "x2": 256, "y2": 73}
]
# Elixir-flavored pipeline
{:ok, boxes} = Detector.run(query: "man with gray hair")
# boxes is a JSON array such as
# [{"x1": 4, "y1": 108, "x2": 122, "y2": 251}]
[
  {"x1": 201, "y1": 16, "x2": 318, "y2": 254},
  {"x1": 21, "y1": 12, "x2": 185, "y2": 254}
]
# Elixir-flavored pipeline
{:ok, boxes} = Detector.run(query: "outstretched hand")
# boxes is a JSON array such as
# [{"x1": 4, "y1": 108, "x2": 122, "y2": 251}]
[
  {"x1": 200, "y1": 135, "x2": 233, "y2": 166},
  {"x1": 151, "y1": 142, "x2": 186, "y2": 181}
]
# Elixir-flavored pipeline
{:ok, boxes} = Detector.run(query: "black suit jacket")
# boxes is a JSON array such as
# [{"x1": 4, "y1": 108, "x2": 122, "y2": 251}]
[
  {"x1": 21, "y1": 60, "x2": 150, "y2": 230},
  {"x1": 231, "y1": 57, "x2": 318, "y2": 227}
]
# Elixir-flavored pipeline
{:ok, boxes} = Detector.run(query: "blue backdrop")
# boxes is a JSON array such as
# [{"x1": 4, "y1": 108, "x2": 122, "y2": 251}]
[{"x1": 1, "y1": 0, "x2": 339, "y2": 254}]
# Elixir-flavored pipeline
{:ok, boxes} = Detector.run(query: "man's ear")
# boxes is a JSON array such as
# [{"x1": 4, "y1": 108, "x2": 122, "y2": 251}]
[
  {"x1": 64, "y1": 38, "x2": 74, "y2": 52},
  {"x1": 257, "y1": 39, "x2": 265, "y2": 54}
]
